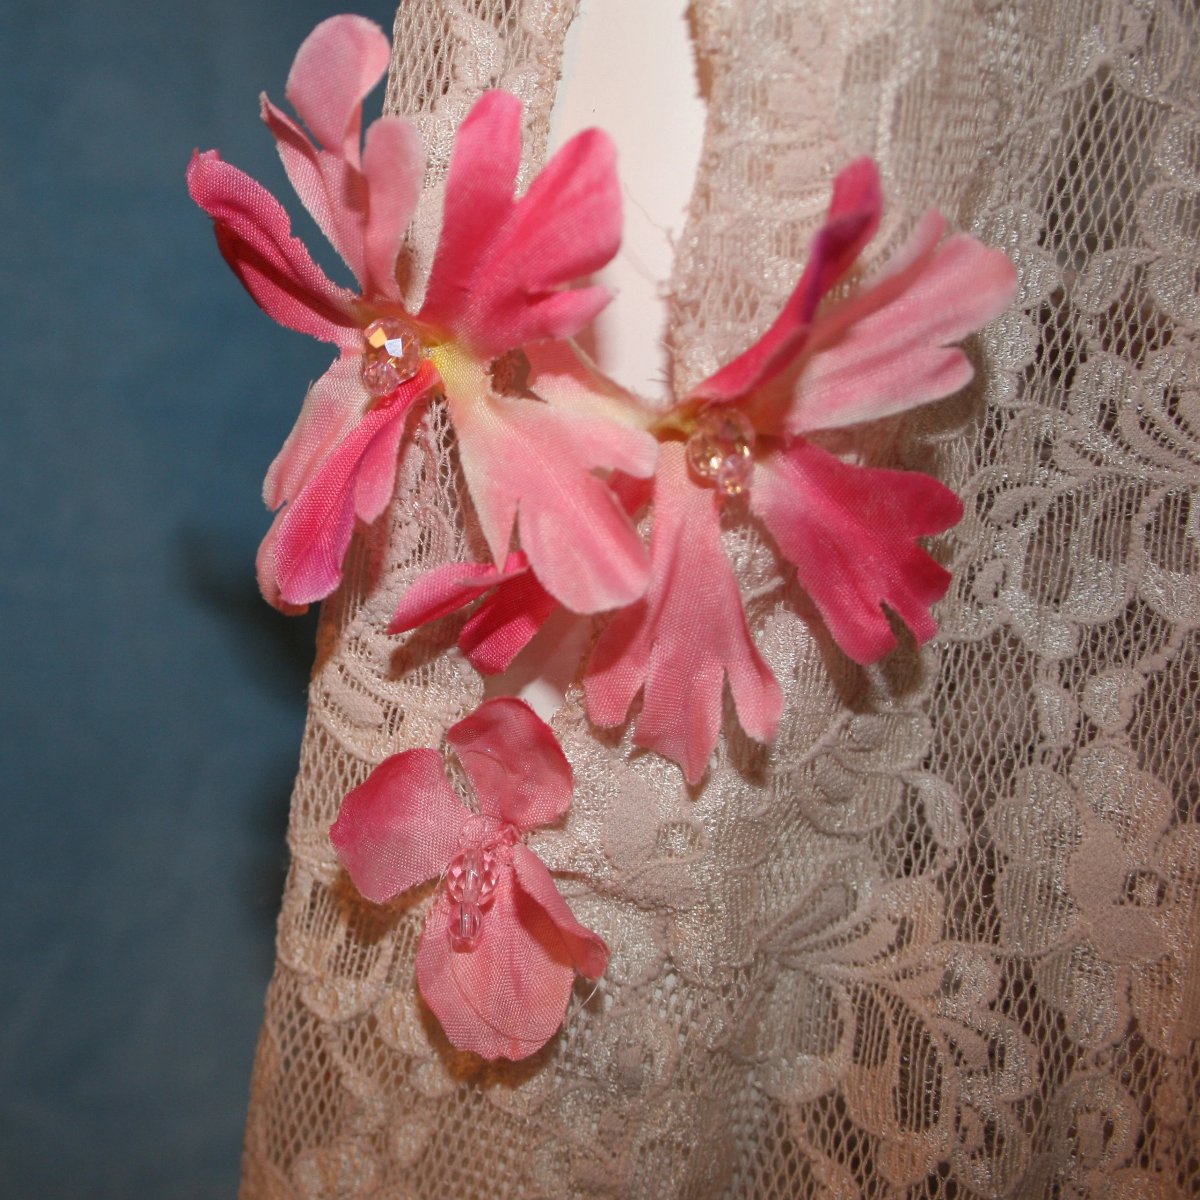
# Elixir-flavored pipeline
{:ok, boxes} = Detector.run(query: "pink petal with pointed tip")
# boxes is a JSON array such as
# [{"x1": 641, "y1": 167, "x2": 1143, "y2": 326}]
[
  {"x1": 187, "y1": 151, "x2": 359, "y2": 346},
  {"x1": 420, "y1": 91, "x2": 523, "y2": 333},
  {"x1": 257, "y1": 363, "x2": 436, "y2": 609},
  {"x1": 263, "y1": 354, "x2": 370, "y2": 511},
  {"x1": 285, "y1": 14, "x2": 390, "y2": 161},
  {"x1": 691, "y1": 158, "x2": 883, "y2": 403},
  {"x1": 450, "y1": 392, "x2": 656, "y2": 613},
  {"x1": 787, "y1": 221, "x2": 1018, "y2": 434},
  {"x1": 447, "y1": 698, "x2": 572, "y2": 829},
  {"x1": 585, "y1": 444, "x2": 783, "y2": 785},
  {"x1": 458, "y1": 568, "x2": 557, "y2": 675},
  {"x1": 329, "y1": 748, "x2": 467, "y2": 903},
  {"x1": 388, "y1": 553, "x2": 530, "y2": 634},
  {"x1": 751, "y1": 442, "x2": 963, "y2": 664},
  {"x1": 361, "y1": 116, "x2": 422, "y2": 297},
  {"x1": 449, "y1": 128, "x2": 622, "y2": 358},
  {"x1": 416, "y1": 869, "x2": 581, "y2": 1060}
]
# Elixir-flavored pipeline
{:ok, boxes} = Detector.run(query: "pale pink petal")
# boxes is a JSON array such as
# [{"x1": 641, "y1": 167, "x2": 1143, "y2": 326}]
[
  {"x1": 525, "y1": 338, "x2": 656, "y2": 430},
  {"x1": 585, "y1": 444, "x2": 784, "y2": 785},
  {"x1": 415, "y1": 870, "x2": 581, "y2": 1060},
  {"x1": 450, "y1": 391, "x2": 657, "y2": 613},
  {"x1": 785, "y1": 216, "x2": 1018, "y2": 433},
  {"x1": 284, "y1": 14, "x2": 390, "y2": 161},
  {"x1": 263, "y1": 354, "x2": 370, "y2": 510},
  {"x1": 354, "y1": 390, "x2": 416, "y2": 523},
  {"x1": 751, "y1": 442, "x2": 963, "y2": 664},
  {"x1": 257, "y1": 363, "x2": 437, "y2": 609},
  {"x1": 329, "y1": 748, "x2": 468, "y2": 903},
  {"x1": 388, "y1": 554, "x2": 532, "y2": 634},
  {"x1": 458, "y1": 568, "x2": 557, "y2": 675},
  {"x1": 420, "y1": 91, "x2": 523, "y2": 334},
  {"x1": 360, "y1": 116, "x2": 422, "y2": 297},
  {"x1": 446, "y1": 698, "x2": 572, "y2": 829},
  {"x1": 690, "y1": 158, "x2": 882, "y2": 403},
  {"x1": 449, "y1": 127, "x2": 621, "y2": 357},
  {"x1": 187, "y1": 150, "x2": 359, "y2": 346}
]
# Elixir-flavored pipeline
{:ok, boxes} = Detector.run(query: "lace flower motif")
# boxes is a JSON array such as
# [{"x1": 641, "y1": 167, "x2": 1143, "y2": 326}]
[
  {"x1": 330, "y1": 698, "x2": 608, "y2": 1060},
  {"x1": 188, "y1": 15, "x2": 655, "y2": 614}
]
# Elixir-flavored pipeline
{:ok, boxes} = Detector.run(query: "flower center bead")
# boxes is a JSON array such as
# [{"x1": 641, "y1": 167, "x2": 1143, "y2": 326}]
[
  {"x1": 685, "y1": 404, "x2": 757, "y2": 496},
  {"x1": 361, "y1": 317, "x2": 422, "y2": 396},
  {"x1": 445, "y1": 847, "x2": 501, "y2": 952}
]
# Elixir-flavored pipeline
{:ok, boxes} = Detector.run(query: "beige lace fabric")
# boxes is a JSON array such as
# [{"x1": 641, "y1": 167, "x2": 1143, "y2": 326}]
[{"x1": 240, "y1": 1, "x2": 1200, "y2": 1195}]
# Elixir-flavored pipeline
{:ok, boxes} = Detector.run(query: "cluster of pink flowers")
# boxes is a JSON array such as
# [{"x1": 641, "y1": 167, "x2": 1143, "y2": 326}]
[{"x1": 191, "y1": 15, "x2": 1016, "y2": 1058}]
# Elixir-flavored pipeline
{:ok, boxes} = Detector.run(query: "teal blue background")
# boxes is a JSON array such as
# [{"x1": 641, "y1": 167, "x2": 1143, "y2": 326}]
[{"x1": 0, "y1": 3, "x2": 393, "y2": 1193}]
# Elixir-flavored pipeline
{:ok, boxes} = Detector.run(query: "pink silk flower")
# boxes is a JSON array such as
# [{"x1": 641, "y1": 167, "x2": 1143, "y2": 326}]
[
  {"x1": 189, "y1": 15, "x2": 655, "y2": 613},
  {"x1": 330, "y1": 697, "x2": 608, "y2": 1060},
  {"x1": 581, "y1": 159, "x2": 1018, "y2": 783}
]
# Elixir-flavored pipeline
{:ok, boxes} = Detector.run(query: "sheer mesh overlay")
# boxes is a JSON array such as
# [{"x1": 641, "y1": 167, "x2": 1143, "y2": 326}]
[{"x1": 240, "y1": 2, "x2": 1200, "y2": 1196}]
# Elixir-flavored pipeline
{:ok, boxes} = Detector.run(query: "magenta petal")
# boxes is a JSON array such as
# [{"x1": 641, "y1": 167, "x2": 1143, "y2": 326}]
[
  {"x1": 263, "y1": 354, "x2": 369, "y2": 510},
  {"x1": 458, "y1": 568, "x2": 557, "y2": 675},
  {"x1": 329, "y1": 748, "x2": 467, "y2": 903},
  {"x1": 284, "y1": 14, "x2": 390, "y2": 161},
  {"x1": 788, "y1": 214, "x2": 1019, "y2": 434},
  {"x1": 585, "y1": 445, "x2": 784, "y2": 785},
  {"x1": 751, "y1": 442, "x2": 963, "y2": 664},
  {"x1": 420, "y1": 91, "x2": 523, "y2": 333},
  {"x1": 257, "y1": 364, "x2": 436, "y2": 609},
  {"x1": 187, "y1": 151, "x2": 359, "y2": 346},
  {"x1": 691, "y1": 158, "x2": 883, "y2": 403},
  {"x1": 415, "y1": 870, "x2": 580, "y2": 1060},
  {"x1": 452, "y1": 393, "x2": 656, "y2": 613},
  {"x1": 446, "y1": 698, "x2": 572, "y2": 829},
  {"x1": 451, "y1": 128, "x2": 622, "y2": 357},
  {"x1": 388, "y1": 554, "x2": 529, "y2": 634}
]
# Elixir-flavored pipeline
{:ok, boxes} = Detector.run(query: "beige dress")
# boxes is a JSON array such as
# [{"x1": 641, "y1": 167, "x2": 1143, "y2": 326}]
[{"x1": 240, "y1": 2, "x2": 1200, "y2": 1196}]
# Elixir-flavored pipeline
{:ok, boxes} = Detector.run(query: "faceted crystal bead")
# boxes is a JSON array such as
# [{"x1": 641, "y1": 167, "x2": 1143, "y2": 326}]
[
  {"x1": 446, "y1": 848, "x2": 500, "y2": 907},
  {"x1": 685, "y1": 404, "x2": 757, "y2": 496},
  {"x1": 361, "y1": 317, "x2": 421, "y2": 395},
  {"x1": 449, "y1": 901, "x2": 482, "y2": 951}
]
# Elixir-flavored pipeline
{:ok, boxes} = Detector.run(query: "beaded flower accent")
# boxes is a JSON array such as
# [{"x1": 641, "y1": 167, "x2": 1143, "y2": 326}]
[{"x1": 191, "y1": 15, "x2": 1017, "y2": 1056}]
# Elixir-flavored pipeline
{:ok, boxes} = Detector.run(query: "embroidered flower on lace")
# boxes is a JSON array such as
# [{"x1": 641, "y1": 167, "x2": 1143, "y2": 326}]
[{"x1": 330, "y1": 697, "x2": 608, "y2": 1060}]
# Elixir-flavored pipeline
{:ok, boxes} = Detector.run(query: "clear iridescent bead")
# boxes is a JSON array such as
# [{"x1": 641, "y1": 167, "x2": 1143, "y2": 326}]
[
  {"x1": 685, "y1": 405, "x2": 757, "y2": 496},
  {"x1": 450, "y1": 901, "x2": 482, "y2": 951},
  {"x1": 445, "y1": 848, "x2": 500, "y2": 951},
  {"x1": 361, "y1": 317, "x2": 421, "y2": 395}
]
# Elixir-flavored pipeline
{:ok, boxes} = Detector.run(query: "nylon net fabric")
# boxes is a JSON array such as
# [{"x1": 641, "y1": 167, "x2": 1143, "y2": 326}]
[{"x1": 240, "y1": 2, "x2": 1200, "y2": 1196}]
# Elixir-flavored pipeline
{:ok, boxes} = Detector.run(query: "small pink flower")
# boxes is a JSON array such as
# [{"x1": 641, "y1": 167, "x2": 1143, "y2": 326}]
[
  {"x1": 190, "y1": 16, "x2": 654, "y2": 613},
  {"x1": 330, "y1": 698, "x2": 608, "y2": 1060},
  {"x1": 577, "y1": 159, "x2": 1017, "y2": 781}
]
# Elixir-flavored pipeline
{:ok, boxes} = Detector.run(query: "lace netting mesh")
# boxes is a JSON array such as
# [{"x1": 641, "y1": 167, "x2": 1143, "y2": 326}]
[{"x1": 240, "y1": 1, "x2": 1200, "y2": 1195}]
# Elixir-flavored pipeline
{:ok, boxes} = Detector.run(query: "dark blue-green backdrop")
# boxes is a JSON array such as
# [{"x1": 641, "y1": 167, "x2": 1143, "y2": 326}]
[{"x1": 1, "y1": 2, "x2": 395, "y2": 1194}]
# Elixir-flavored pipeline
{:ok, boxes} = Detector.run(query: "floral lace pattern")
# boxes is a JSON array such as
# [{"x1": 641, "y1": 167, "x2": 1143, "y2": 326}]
[{"x1": 239, "y1": 1, "x2": 1200, "y2": 1197}]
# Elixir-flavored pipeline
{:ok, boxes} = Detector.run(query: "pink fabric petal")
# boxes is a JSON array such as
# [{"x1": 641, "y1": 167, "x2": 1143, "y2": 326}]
[
  {"x1": 420, "y1": 91, "x2": 523, "y2": 334},
  {"x1": 450, "y1": 391, "x2": 657, "y2": 613},
  {"x1": 585, "y1": 444, "x2": 784, "y2": 785},
  {"x1": 263, "y1": 354, "x2": 370, "y2": 511},
  {"x1": 511, "y1": 844, "x2": 608, "y2": 979},
  {"x1": 458, "y1": 567, "x2": 557, "y2": 675},
  {"x1": 360, "y1": 116, "x2": 422, "y2": 297},
  {"x1": 448, "y1": 128, "x2": 621, "y2": 357},
  {"x1": 256, "y1": 363, "x2": 436, "y2": 609},
  {"x1": 329, "y1": 748, "x2": 468, "y2": 903},
  {"x1": 785, "y1": 213, "x2": 1019, "y2": 434},
  {"x1": 751, "y1": 442, "x2": 963, "y2": 664},
  {"x1": 187, "y1": 151, "x2": 359, "y2": 347},
  {"x1": 420, "y1": 93, "x2": 621, "y2": 357},
  {"x1": 284, "y1": 14, "x2": 390, "y2": 161},
  {"x1": 446, "y1": 698, "x2": 572, "y2": 829},
  {"x1": 690, "y1": 158, "x2": 882, "y2": 403},
  {"x1": 388, "y1": 553, "x2": 532, "y2": 633},
  {"x1": 415, "y1": 869, "x2": 581, "y2": 1060}
]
